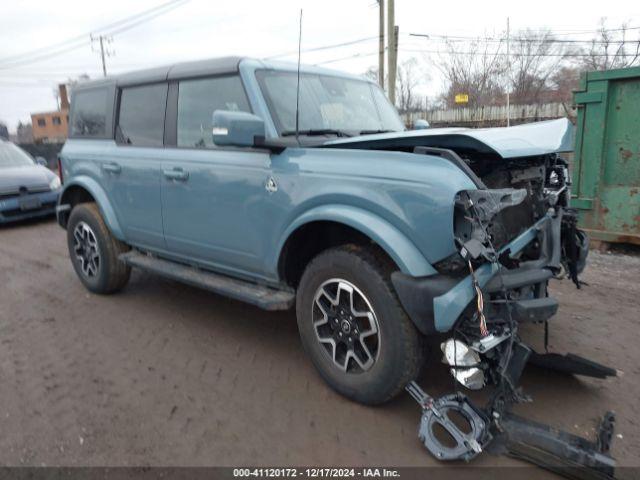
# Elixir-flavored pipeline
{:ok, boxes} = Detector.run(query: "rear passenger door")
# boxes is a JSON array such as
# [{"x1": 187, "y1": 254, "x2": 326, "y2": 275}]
[
  {"x1": 106, "y1": 83, "x2": 167, "y2": 249},
  {"x1": 161, "y1": 75, "x2": 271, "y2": 278}
]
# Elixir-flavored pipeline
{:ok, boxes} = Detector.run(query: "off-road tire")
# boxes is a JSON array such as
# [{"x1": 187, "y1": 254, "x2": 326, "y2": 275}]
[
  {"x1": 296, "y1": 244, "x2": 424, "y2": 405},
  {"x1": 67, "y1": 202, "x2": 131, "y2": 294}
]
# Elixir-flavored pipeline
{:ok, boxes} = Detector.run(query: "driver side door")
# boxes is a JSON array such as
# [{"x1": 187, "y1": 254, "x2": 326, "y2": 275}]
[{"x1": 160, "y1": 75, "x2": 272, "y2": 280}]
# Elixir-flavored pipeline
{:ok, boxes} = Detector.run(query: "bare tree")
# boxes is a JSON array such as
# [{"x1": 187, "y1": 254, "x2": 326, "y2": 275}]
[
  {"x1": 49, "y1": 75, "x2": 91, "y2": 110},
  {"x1": 581, "y1": 18, "x2": 640, "y2": 70},
  {"x1": 509, "y1": 29, "x2": 571, "y2": 105},
  {"x1": 436, "y1": 39, "x2": 506, "y2": 108},
  {"x1": 66, "y1": 74, "x2": 91, "y2": 101},
  {"x1": 396, "y1": 58, "x2": 427, "y2": 113},
  {"x1": 363, "y1": 66, "x2": 380, "y2": 83},
  {"x1": 363, "y1": 59, "x2": 427, "y2": 112},
  {"x1": 547, "y1": 66, "x2": 582, "y2": 103},
  {"x1": 0, "y1": 122, "x2": 9, "y2": 141},
  {"x1": 52, "y1": 88, "x2": 61, "y2": 110},
  {"x1": 16, "y1": 122, "x2": 33, "y2": 143}
]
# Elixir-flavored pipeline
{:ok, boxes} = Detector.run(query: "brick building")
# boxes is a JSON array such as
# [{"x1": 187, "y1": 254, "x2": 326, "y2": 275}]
[{"x1": 31, "y1": 84, "x2": 70, "y2": 143}]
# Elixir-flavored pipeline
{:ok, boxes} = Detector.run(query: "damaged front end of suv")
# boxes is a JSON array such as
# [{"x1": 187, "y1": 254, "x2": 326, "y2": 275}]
[{"x1": 329, "y1": 119, "x2": 617, "y2": 479}]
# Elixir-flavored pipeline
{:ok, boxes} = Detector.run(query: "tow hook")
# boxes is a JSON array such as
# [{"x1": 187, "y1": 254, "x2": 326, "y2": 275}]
[{"x1": 406, "y1": 381, "x2": 617, "y2": 479}]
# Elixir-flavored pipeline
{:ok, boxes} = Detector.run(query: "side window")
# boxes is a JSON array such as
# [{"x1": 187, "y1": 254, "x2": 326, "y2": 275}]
[
  {"x1": 70, "y1": 88, "x2": 108, "y2": 137},
  {"x1": 117, "y1": 83, "x2": 167, "y2": 147},
  {"x1": 177, "y1": 76, "x2": 251, "y2": 148}
]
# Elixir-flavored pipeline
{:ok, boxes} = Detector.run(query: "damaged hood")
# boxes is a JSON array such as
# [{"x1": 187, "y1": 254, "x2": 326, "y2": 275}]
[{"x1": 325, "y1": 118, "x2": 574, "y2": 159}]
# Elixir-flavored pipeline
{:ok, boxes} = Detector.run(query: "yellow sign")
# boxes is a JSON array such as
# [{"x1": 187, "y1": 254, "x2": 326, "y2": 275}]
[{"x1": 455, "y1": 94, "x2": 469, "y2": 104}]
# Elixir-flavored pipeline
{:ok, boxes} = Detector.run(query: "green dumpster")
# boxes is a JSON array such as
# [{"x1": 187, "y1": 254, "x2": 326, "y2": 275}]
[{"x1": 572, "y1": 66, "x2": 640, "y2": 245}]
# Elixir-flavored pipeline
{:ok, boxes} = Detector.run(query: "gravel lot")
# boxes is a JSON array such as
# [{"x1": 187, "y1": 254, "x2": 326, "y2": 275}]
[{"x1": 0, "y1": 217, "x2": 638, "y2": 473}]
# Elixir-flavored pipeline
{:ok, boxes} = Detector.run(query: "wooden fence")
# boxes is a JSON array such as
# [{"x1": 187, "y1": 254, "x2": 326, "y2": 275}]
[{"x1": 402, "y1": 102, "x2": 576, "y2": 128}]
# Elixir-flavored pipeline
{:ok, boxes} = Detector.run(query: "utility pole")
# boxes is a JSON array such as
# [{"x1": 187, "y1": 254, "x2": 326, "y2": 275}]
[
  {"x1": 378, "y1": 0, "x2": 385, "y2": 88},
  {"x1": 91, "y1": 34, "x2": 113, "y2": 77},
  {"x1": 506, "y1": 17, "x2": 510, "y2": 127},
  {"x1": 387, "y1": 0, "x2": 397, "y2": 106},
  {"x1": 99, "y1": 36, "x2": 107, "y2": 77}
]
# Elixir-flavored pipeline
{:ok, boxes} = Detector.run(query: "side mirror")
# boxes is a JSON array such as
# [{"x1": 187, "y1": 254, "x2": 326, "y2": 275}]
[
  {"x1": 212, "y1": 110, "x2": 266, "y2": 148},
  {"x1": 414, "y1": 119, "x2": 430, "y2": 130},
  {"x1": 35, "y1": 156, "x2": 48, "y2": 167}
]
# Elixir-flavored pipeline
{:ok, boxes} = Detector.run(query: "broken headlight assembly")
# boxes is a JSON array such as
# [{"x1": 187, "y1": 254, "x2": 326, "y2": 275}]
[{"x1": 441, "y1": 338, "x2": 484, "y2": 390}]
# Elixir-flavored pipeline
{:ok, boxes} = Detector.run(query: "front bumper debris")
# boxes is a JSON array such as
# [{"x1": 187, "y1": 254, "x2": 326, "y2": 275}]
[
  {"x1": 406, "y1": 343, "x2": 618, "y2": 479},
  {"x1": 497, "y1": 412, "x2": 616, "y2": 480},
  {"x1": 398, "y1": 189, "x2": 617, "y2": 478}
]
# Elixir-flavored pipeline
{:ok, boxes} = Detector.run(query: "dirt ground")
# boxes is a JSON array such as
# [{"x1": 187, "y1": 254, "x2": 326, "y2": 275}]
[{"x1": 0, "y1": 218, "x2": 638, "y2": 473}]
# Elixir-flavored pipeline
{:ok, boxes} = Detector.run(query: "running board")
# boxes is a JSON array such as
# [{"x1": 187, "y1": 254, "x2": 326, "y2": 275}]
[{"x1": 119, "y1": 251, "x2": 295, "y2": 311}]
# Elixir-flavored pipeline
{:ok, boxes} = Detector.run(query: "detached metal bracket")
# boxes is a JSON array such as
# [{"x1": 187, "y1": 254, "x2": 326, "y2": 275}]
[{"x1": 406, "y1": 382, "x2": 491, "y2": 462}]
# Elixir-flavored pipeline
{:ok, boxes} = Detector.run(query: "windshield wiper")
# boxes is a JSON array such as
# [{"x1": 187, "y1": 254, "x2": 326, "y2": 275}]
[
  {"x1": 280, "y1": 129, "x2": 353, "y2": 138},
  {"x1": 358, "y1": 129, "x2": 396, "y2": 135}
]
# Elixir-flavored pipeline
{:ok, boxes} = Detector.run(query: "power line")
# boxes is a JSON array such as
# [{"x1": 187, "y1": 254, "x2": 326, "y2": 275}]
[
  {"x1": 551, "y1": 24, "x2": 640, "y2": 36},
  {"x1": 0, "y1": 0, "x2": 190, "y2": 70},
  {"x1": 401, "y1": 47, "x2": 640, "y2": 58},
  {"x1": 0, "y1": 0, "x2": 189, "y2": 66},
  {"x1": 410, "y1": 31, "x2": 640, "y2": 45},
  {"x1": 269, "y1": 26, "x2": 640, "y2": 67},
  {"x1": 0, "y1": 41, "x2": 93, "y2": 71},
  {"x1": 104, "y1": 0, "x2": 191, "y2": 36},
  {"x1": 2, "y1": 17, "x2": 638, "y2": 82},
  {"x1": 289, "y1": 31, "x2": 640, "y2": 66},
  {"x1": 314, "y1": 51, "x2": 381, "y2": 66},
  {"x1": 0, "y1": 60, "x2": 173, "y2": 77},
  {"x1": 412, "y1": 24, "x2": 640, "y2": 39},
  {"x1": 264, "y1": 36, "x2": 380, "y2": 60}
]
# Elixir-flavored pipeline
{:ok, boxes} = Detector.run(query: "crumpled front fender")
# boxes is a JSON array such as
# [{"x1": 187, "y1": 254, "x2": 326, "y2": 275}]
[
  {"x1": 393, "y1": 214, "x2": 555, "y2": 334},
  {"x1": 274, "y1": 204, "x2": 438, "y2": 278}
]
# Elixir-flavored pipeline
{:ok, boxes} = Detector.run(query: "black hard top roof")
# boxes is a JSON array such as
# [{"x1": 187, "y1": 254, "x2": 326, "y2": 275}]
[{"x1": 73, "y1": 56, "x2": 245, "y2": 90}]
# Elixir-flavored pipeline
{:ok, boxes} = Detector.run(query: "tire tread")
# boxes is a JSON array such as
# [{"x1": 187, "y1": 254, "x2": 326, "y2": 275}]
[
  {"x1": 67, "y1": 202, "x2": 130, "y2": 294},
  {"x1": 297, "y1": 243, "x2": 424, "y2": 404}
]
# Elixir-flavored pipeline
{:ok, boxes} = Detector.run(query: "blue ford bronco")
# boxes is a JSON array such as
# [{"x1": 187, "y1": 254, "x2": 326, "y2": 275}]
[{"x1": 58, "y1": 58, "x2": 616, "y2": 456}]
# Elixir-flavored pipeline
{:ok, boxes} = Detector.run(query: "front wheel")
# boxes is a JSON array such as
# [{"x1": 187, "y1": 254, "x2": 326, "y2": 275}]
[
  {"x1": 296, "y1": 244, "x2": 424, "y2": 405},
  {"x1": 66, "y1": 202, "x2": 131, "y2": 294}
]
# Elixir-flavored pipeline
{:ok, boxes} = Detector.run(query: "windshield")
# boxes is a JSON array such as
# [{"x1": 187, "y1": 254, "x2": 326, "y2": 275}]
[
  {"x1": 256, "y1": 70, "x2": 405, "y2": 136},
  {"x1": 0, "y1": 143, "x2": 35, "y2": 168}
]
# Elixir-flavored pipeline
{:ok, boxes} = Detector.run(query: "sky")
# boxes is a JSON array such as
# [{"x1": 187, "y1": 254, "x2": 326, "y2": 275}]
[{"x1": 1, "y1": 0, "x2": 638, "y2": 131}]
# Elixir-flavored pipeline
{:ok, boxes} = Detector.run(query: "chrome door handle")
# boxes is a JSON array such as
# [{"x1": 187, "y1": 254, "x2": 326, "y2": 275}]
[
  {"x1": 102, "y1": 162, "x2": 121, "y2": 174},
  {"x1": 163, "y1": 168, "x2": 189, "y2": 181}
]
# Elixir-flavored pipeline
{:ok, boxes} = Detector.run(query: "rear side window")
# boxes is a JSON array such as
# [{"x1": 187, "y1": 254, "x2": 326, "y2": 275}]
[
  {"x1": 177, "y1": 76, "x2": 251, "y2": 148},
  {"x1": 71, "y1": 88, "x2": 108, "y2": 137},
  {"x1": 117, "y1": 83, "x2": 167, "y2": 147}
]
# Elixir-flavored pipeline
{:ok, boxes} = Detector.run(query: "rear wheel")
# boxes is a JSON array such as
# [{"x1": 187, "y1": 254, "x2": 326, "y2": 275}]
[
  {"x1": 296, "y1": 244, "x2": 424, "y2": 405},
  {"x1": 67, "y1": 202, "x2": 130, "y2": 294}
]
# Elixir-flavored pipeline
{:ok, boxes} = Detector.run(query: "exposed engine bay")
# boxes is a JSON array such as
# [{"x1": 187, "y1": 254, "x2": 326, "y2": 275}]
[
  {"x1": 413, "y1": 148, "x2": 616, "y2": 479},
  {"x1": 330, "y1": 121, "x2": 618, "y2": 479}
]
